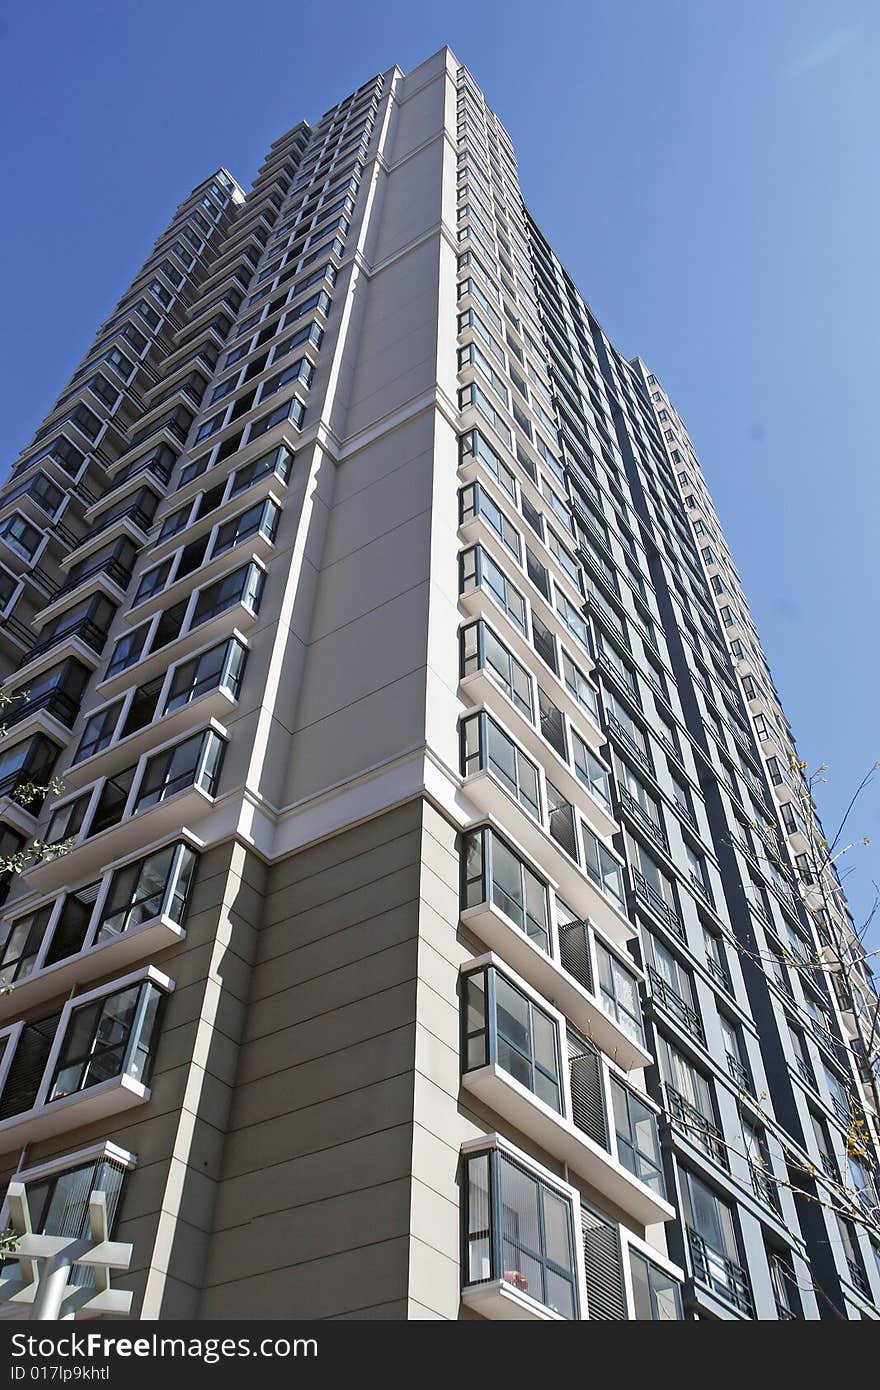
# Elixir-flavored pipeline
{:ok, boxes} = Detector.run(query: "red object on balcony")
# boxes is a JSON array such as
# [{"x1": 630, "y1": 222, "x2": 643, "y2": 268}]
[{"x1": 504, "y1": 1270, "x2": 529, "y2": 1292}]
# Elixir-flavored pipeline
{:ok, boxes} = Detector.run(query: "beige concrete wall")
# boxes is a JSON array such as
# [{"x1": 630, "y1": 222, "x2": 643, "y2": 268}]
[{"x1": 198, "y1": 801, "x2": 424, "y2": 1319}]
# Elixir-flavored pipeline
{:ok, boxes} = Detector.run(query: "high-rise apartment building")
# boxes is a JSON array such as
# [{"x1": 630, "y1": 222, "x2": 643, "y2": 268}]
[{"x1": 0, "y1": 47, "x2": 877, "y2": 1321}]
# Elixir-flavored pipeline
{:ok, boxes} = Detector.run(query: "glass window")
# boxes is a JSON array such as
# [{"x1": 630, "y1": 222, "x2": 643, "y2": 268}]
[
  {"x1": 459, "y1": 483, "x2": 521, "y2": 560},
  {"x1": 630, "y1": 1252, "x2": 682, "y2": 1320},
  {"x1": 97, "y1": 842, "x2": 197, "y2": 941},
  {"x1": 611, "y1": 1079, "x2": 665, "y2": 1194},
  {"x1": 460, "y1": 621, "x2": 532, "y2": 720},
  {"x1": 460, "y1": 544, "x2": 526, "y2": 633},
  {"x1": 582, "y1": 825, "x2": 624, "y2": 906},
  {"x1": 463, "y1": 966, "x2": 561, "y2": 1112},
  {"x1": 164, "y1": 638, "x2": 247, "y2": 714},
  {"x1": 49, "y1": 981, "x2": 165, "y2": 1100},
  {"x1": 229, "y1": 445, "x2": 293, "y2": 496},
  {"x1": 681, "y1": 1169, "x2": 749, "y2": 1310},
  {"x1": 1, "y1": 514, "x2": 43, "y2": 562},
  {"x1": 73, "y1": 702, "x2": 124, "y2": 764},
  {"x1": 464, "y1": 1149, "x2": 577, "y2": 1318},
  {"x1": 0, "y1": 906, "x2": 52, "y2": 985},
  {"x1": 461, "y1": 712, "x2": 541, "y2": 819},
  {"x1": 191, "y1": 563, "x2": 265, "y2": 626},
  {"x1": 571, "y1": 733, "x2": 611, "y2": 809},
  {"x1": 596, "y1": 941, "x2": 644, "y2": 1045},
  {"x1": 19, "y1": 1155, "x2": 126, "y2": 1264},
  {"x1": 462, "y1": 827, "x2": 549, "y2": 953},
  {"x1": 212, "y1": 498, "x2": 280, "y2": 557},
  {"x1": 134, "y1": 730, "x2": 224, "y2": 812}
]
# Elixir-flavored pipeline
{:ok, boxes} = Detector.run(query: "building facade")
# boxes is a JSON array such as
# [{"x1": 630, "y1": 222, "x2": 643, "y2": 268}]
[{"x1": 0, "y1": 46, "x2": 877, "y2": 1320}]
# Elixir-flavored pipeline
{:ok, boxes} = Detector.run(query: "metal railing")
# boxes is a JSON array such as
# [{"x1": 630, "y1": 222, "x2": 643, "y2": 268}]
[
  {"x1": 705, "y1": 955, "x2": 731, "y2": 993},
  {"x1": 665, "y1": 1084, "x2": 725, "y2": 1165},
  {"x1": 618, "y1": 784, "x2": 667, "y2": 853},
  {"x1": 687, "y1": 1227, "x2": 753, "y2": 1315},
  {"x1": 633, "y1": 870, "x2": 685, "y2": 941},
  {"x1": 648, "y1": 966, "x2": 704, "y2": 1041},
  {"x1": 750, "y1": 1162, "x2": 779, "y2": 1212},
  {"x1": 26, "y1": 617, "x2": 109, "y2": 662},
  {"x1": 52, "y1": 557, "x2": 133, "y2": 602},
  {"x1": 605, "y1": 712, "x2": 652, "y2": 774},
  {"x1": 725, "y1": 1051, "x2": 752, "y2": 1094},
  {"x1": 689, "y1": 869, "x2": 716, "y2": 910},
  {"x1": 1, "y1": 688, "x2": 80, "y2": 731},
  {"x1": 0, "y1": 614, "x2": 33, "y2": 649}
]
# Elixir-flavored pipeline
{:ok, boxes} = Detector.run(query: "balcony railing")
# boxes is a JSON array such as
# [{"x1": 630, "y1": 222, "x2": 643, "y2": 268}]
[
  {"x1": 665, "y1": 1084, "x2": 725, "y2": 1165},
  {"x1": 0, "y1": 614, "x2": 33, "y2": 649},
  {"x1": 632, "y1": 869, "x2": 685, "y2": 940},
  {"x1": 725, "y1": 1051, "x2": 752, "y2": 1094},
  {"x1": 847, "y1": 1259, "x2": 870, "y2": 1298},
  {"x1": 52, "y1": 557, "x2": 133, "y2": 603},
  {"x1": 82, "y1": 503, "x2": 154, "y2": 547},
  {"x1": 750, "y1": 1162, "x2": 779, "y2": 1212},
  {"x1": 705, "y1": 955, "x2": 731, "y2": 993},
  {"x1": 605, "y1": 713, "x2": 652, "y2": 774},
  {"x1": 26, "y1": 618, "x2": 110, "y2": 663},
  {"x1": 648, "y1": 966, "x2": 704, "y2": 1041},
  {"x1": 793, "y1": 1055, "x2": 816, "y2": 1090},
  {"x1": 617, "y1": 785, "x2": 667, "y2": 853},
  {"x1": 1, "y1": 688, "x2": 80, "y2": 731},
  {"x1": 689, "y1": 869, "x2": 715, "y2": 910},
  {"x1": 687, "y1": 1228, "x2": 753, "y2": 1315}
]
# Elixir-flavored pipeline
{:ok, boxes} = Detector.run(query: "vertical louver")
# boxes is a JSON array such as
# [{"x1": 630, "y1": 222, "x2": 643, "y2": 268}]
[
  {"x1": 559, "y1": 919, "x2": 592, "y2": 992},
  {"x1": 568, "y1": 1032, "x2": 607, "y2": 1147},
  {"x1": 582, "y1": 1206, "x2": 627, "y2": 1319}
]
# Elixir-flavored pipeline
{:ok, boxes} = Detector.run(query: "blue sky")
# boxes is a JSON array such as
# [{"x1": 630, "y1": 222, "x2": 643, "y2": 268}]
[{"x1": 1, "y1": 1, "x2": 878, "y2": 943}]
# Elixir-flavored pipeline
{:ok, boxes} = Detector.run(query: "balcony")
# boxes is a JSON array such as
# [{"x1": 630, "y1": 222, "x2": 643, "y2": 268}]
[
  {"x1": 631, "y1": 869, "x2": 686, "y2": 941},
  {"x1": 461, "y1": 1140, "x2": 580, "y2": 1320},
  {"x1": 725, "y1": 1050, "x2": 753, "y2": 1095},
  {"x1": 0, "y1": 688, "x2": 81, "y2": 733},
  {"x1": 1, "y1": 839, "x2": 195, "y2": 1022},
  {"x1": 604, "y1": 712, "x2": 653, "y2": 775},
  {"x1": 648, "y1": 966, "x2": 705, "y2": 1042},
  {"x1": 618, "y1": 784, "x2": 667, "y2": 853},
  {"x1": 665, "y1": 1084, "x2": 727, "y2": 1167},
  {"x1": 462, "y1": 774, "x2": 635, "y2": 947},
  {"x1": 25, "y1": 617, "x2": 110, "y2": 666},
  {"x1": 0, "y1": 614, "x2": 33, "y2": 653},
  {"x1": 687, "y1": 1228, "x2": 753, "y2": 1316},
  {"x1": 461, "y1": 959, "x2": 673, "y2": 1228},
  {"x1": 0, "y1": 969, "x2": 170, "y2": 1154},
  {"x1": 49, "y1": 556, "x2": 132, "y2": 607}
]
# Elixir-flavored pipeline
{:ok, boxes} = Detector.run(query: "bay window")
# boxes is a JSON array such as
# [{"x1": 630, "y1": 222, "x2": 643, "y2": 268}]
[
  {"x1": 463, "y1": 1146, "x2": 578, "y2": 1318},
  {"x1": 461, "y1": 711, "x2": 541, "y2": 819},
  {"x1": 462, "y1": 826, "x2": 550, "y2": 952},
  {"x1": 134, "y1": 730, "x2": 225, "y2": 812},
  {"x1": 49, "y1": 980, "x2": 165, "y2": 1101},
  {"x1": 463, "y1": 964, "x2": 561, "y2": 1112},
  {"x1": 97, "y1": 842, "x2": 197, "y2": 941},
  {"x1": 191, "y1": 562, "x2": 265, "y2": 627},
  {"x1": 163, "y1": 637, "x2": 247, "y2": 713},
  {"x1": 460, "y1": 620, "x2": 533, "y2": 720}
]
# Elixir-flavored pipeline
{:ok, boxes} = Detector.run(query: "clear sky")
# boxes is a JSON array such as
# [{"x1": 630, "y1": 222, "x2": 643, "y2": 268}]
[{"x1": 1, "y1": 1, "x2": 878, "y2": 943}]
